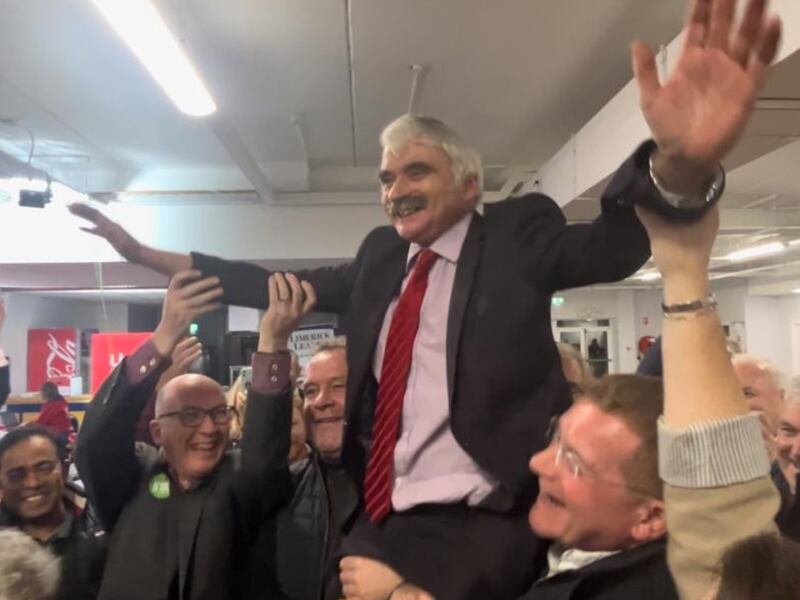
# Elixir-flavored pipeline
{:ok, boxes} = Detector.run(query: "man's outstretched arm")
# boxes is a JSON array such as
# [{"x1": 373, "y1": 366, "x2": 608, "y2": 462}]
[{"x1": 69, "y1": 202, "x2": 192, "y2": 276}]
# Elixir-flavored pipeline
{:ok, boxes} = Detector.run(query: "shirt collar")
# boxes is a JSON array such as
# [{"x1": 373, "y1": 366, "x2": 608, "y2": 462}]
[
  {"x1": 544, "y1": 544, "x2": 620, "y2": 579},
  {"x1": 406, "y1": 211, "x2": 473, "y2": 268}
]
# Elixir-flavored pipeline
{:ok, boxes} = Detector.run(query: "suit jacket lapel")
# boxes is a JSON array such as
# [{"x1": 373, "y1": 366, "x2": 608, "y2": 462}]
[
  {"x1": 345, "y1": 236, "x2": 408, "y2": 427},
  {"x1": 177, "y1": 480, "x2": 214, "y2": 599},
  {"x1": 446, "y1": 211, "x2": 485, "y2": 405}
]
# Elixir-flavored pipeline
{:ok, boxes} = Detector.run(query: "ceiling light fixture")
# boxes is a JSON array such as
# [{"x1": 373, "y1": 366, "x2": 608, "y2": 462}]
[
  {"x1": 637, "y1": 271, "x2": 661, "y2": 282},
  {"x1": 90, "y1": 0, "x2": 216, "y2": 117},
  {"x1": 725, "y1": 241, "x2": 786, "y2": 262}
]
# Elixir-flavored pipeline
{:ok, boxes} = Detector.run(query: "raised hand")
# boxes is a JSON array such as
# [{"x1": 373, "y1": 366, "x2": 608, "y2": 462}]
[
  {"x1": 152, "y1": 270, "x2": 223, "y2": 356},
  {"x1": 156, "y1": 336, "x2": 204, "y2": 391},
  {"x1": 258, "y1": 272, "x2": 316, "y2": 353},
  {"x1": 68, "y1": 203, "x2": 142, "y2": 262},
  {"x1": 632, "y1": 0, "x2": 782, "y2": 189}
]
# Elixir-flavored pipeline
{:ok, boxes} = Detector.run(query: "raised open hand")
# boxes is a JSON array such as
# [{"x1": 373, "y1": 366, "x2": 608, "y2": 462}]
[
  {"x1": 69, "y1": 202, "x2": 142, "y2": 262},
  {"x1": 258, "y1": 272, "x2": 316, "y2": 352},
  {"x1": 632, "y1": 0, "x2": 781, "y2": 172}
]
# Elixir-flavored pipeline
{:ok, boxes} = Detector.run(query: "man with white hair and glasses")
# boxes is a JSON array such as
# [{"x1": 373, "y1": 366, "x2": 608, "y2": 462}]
[{"x1": 71, "y1": 0, "x2": 781, "y2": 596}]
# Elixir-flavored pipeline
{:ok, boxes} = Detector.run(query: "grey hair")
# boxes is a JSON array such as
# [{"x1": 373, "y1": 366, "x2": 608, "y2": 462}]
[
  {"x1": 731, "y1": 353, "x2": 786, "y2": 391},
  {"x1": 312, "y1": 336, "x2": 347, "y2": 357},
  {"x1": 0, "y1": 528, "x2": 60, "y2": 600},
  {"x1": 783, "y1": 375, "x2": 800, "y2": 408},
  {"x1": 380, "y1": 114, "x2": 484, "y2": 198}
]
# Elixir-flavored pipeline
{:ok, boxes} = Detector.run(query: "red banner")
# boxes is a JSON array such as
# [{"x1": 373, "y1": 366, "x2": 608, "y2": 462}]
[
  {"x1": 27, "y1": 328, "x2": 80, "y2": 392},
  {"x1": 90, "y1": 332, "x2": 152, "y2": 393}
]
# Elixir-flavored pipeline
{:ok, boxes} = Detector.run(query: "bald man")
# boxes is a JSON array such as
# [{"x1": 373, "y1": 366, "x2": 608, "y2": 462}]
[
  {"x1": 76, "y1": 270, "x2": 310, "y2": 600},
  {"x1": 732, "y1": 354, "x2": 785, "y2": 460}
]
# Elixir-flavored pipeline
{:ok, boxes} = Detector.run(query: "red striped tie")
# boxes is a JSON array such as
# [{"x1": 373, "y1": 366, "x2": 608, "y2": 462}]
[{"x1": 363, "y1": 248, "x2": 438, "y2": 523}]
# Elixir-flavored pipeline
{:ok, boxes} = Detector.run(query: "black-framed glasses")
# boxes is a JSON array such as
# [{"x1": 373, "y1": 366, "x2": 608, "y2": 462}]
[
  {"x1": 158, "y1": 405, "x2": 236, "y2": 428},
  {"x1": 3, "y1": 460, "x2": 58, "y2": 484}
]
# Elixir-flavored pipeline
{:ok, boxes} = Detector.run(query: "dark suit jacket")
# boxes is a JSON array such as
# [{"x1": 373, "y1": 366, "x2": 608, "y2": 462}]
[
  {"x1": 519, "y1": 539, "x2": 678, "y2": 600},
  {"x1": 0, "y1": 362, "x2": 9, "y2": 407},
  {"x1": 75, "y1": 360, "x2": 292, "y2": 600},
  {"x1": 193, "y1": 141, "x2": 704, "y2": 507}
]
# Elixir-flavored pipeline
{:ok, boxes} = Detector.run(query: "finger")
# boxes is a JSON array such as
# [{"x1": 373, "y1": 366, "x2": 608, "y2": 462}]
[
  {"x1": 176, "y1": 275, "x2": 221, "y2": 299},
  {"x1": 183, "y1": 286, "x2": 224, "y2": 308},
  {"x1": 68, "y1": 203, "x2": 101, "y2": 221},
  {"x1": 267, "y1": 274, "x2": 279, "y2": 306},
  {"x1": 274, "y1": 272, "x2": 290, "y2": 302},
  {"x1": 730, "y1": 0, "x2": 768, "y2": 66},
  {"x1": 174, "y1": 336, "x2": 200, "y2": 352},
  {"x1": 631, "y1": 41, "x2": 661, "y2": 107},
  {"x1": 188, "y1": 302, "x2": 222, "y2": 319},
  {"x1": 707, "y1": 0, "x2": 735, "y2": 51},
  {"x1": 79, "y1": 226, "x2": 103, "y2": 237},
  {"x1": 301, "y1": 281, "x2": 317, "y2": 314},
  {"x1": 748, "y1": 16, "x2": 782, "y2": 90},
  {"x1": 169, "y1": 270, "x2": 203, "y2": 291},
  {"x1": 285, "y1": 272, "x2": 304, "y2": 314},
  {"x1": 682, "y1": 0, "x2": 712, "y2": 50}
]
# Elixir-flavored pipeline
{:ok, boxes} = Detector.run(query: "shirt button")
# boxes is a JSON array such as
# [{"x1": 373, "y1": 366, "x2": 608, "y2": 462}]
[
  {"x1": 139, "y1": 365, "x2": 147, "y2": 375},
  {"x1": 270, "y1": 375, "x2": 278, "y2": 383},
  {"x1": 149, "y1": 358, "x2": 158, "y2": 367},
  {"x1": 271, "y1": 363, "x2": 279, "y2": 372}
]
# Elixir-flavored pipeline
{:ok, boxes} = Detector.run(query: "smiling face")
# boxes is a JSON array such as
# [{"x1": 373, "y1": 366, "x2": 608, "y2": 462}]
[
  {"x1": 777, "y1": 398, "x2": 800, "y2": 491},
  {"x1": 302, "y1": 349, "x2": 347, "y2": 460},
  {"x1": 150, "y1": 374, "x2": 230, "y2": 489},
  {"x1": 0, "y1": 435, "x2": 64, "y2": 523},
  {"x1": 528, "y1": 400, "x2": 665, "y2": 551},
  {"x1": 379, "y1": 142, "x2": 478, "y2": 247}
]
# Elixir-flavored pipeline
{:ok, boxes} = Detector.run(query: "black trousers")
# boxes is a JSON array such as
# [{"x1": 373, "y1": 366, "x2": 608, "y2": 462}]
[{"x1": 343, "y1": 504, "x2": 547, "y2": 600}]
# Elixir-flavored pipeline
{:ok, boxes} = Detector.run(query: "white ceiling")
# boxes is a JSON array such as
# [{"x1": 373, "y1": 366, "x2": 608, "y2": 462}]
[{"x1": 1, "y1": 0, "x2": 799, "y2": 294}]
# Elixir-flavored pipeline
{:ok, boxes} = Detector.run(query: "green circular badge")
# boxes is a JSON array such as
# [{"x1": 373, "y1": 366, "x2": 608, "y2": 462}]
[{"x1": 149, "y1": 473, "x2": 170, "y2": 500}]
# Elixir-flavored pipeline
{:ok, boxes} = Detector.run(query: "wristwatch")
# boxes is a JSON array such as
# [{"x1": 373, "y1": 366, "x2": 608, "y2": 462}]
[{"x1": 648, "y1": 153, "x2": 726, "y2": 210}]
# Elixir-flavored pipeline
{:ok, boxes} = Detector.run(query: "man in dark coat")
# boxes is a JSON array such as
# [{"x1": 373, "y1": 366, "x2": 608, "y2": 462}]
[
  {"x1": 76, "y1": 269, "x2": 313, "y2": 600},
  {"x1": 520, "y1": 375, "x2": 677, "y2": 600}
]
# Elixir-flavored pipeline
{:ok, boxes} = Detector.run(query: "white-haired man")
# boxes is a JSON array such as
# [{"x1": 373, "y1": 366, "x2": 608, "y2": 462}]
[
  {"x1": 71, "y1": 2, "x2": 781, "y2": 597},
  {"x1": 732, "y1": 353, "x2": 785, "y2": 459}
]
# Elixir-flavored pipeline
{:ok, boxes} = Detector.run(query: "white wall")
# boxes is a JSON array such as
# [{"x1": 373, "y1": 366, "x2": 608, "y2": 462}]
[{"x1": 1, "y1": 293, "x2": 128, "y2": 394}]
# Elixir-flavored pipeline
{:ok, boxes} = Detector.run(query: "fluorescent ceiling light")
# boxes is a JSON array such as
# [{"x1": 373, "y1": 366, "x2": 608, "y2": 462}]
[
  {"x1": 793, "y1": 288, "x2": 800, "y2": 295},
  {"x1": 90, "y1": 0, "x2": 216, "y2": 117},
  {"x1": 637, "y1": 271, "x2": 661, "y2": 282},
  {"x1": 725, "y1": 241, "x2": 786, "y2": 262}
]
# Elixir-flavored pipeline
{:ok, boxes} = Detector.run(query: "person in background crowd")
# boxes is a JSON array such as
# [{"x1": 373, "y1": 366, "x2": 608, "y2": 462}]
[
  {"x1": 247, "y1": 334, "x2": 359, "y2": 600},
  {"x1": 134, "y1": 336, "x2": 204, "y2": 446},
  {"x1": 226, "y1": 370, "x2": 249, "y2": 443},
  {"x1": 0, "y1": 425, "x2": 106, "y2": 599},
  {"x1": 731, "y1": 353, "x2": 784, "y2": 459},
  {"x1": 76, "y1": 269, "x2": 305, "y2": 600},
  {"x1": 36, "y1": 383, "x2": 73, "y2": 445},
  {"x1": 556, "y1": 342, "x2": 593, "y2": 397},
  {"x1": 773, "y1": 378, "x2": 800, "y2": 539},
  {"x1": 0, "y1": 527, "x2": 61, "y2": 600}
]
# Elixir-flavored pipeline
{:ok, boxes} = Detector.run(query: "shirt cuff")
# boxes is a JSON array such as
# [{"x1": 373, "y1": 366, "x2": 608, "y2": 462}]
[
  {"x1": 251, "y1": 352, "x2": 291, "y2": 394},
  {"x1": 658, "y1": 412, "x2": 771, "y2": 488},
  {"x1": 125, "y1": 339, "x2": 170, "y2": 385}
]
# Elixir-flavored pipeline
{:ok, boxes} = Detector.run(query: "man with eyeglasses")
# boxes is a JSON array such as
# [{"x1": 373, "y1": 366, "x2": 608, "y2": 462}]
[
  {"x1": 519, "y1": 375, "x2": 677, "y2": 599},
  {"x1": 0, "y1": 425, "x2": 107, "y2": 599},
  {"x1": 76, "y1": 269, "x2": 314, "y2": 600}
]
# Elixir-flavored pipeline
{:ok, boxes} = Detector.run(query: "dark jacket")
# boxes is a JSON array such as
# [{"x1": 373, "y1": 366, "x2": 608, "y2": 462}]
[
  {"x1": 191, "y1": 141, "x2": 701, "y2": 509},
  {"x1": 76, "y1": 359, "x2": 292, "y2": 600},
  {"x1": 0, "y1": 482, "x2": 107, "y2": 600},
  {"x1": 0, "y1": 362, "x2": 9, "y2": 407},
  {"x1": 519, "y1": 539, "x2": 678, "y2": 600},
  {"x1": 247, "y1": 451, "x2": 358, "y2": 600},
  {"x1": 772, "y1": 462, "x2": 800, "y2": 540}
]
